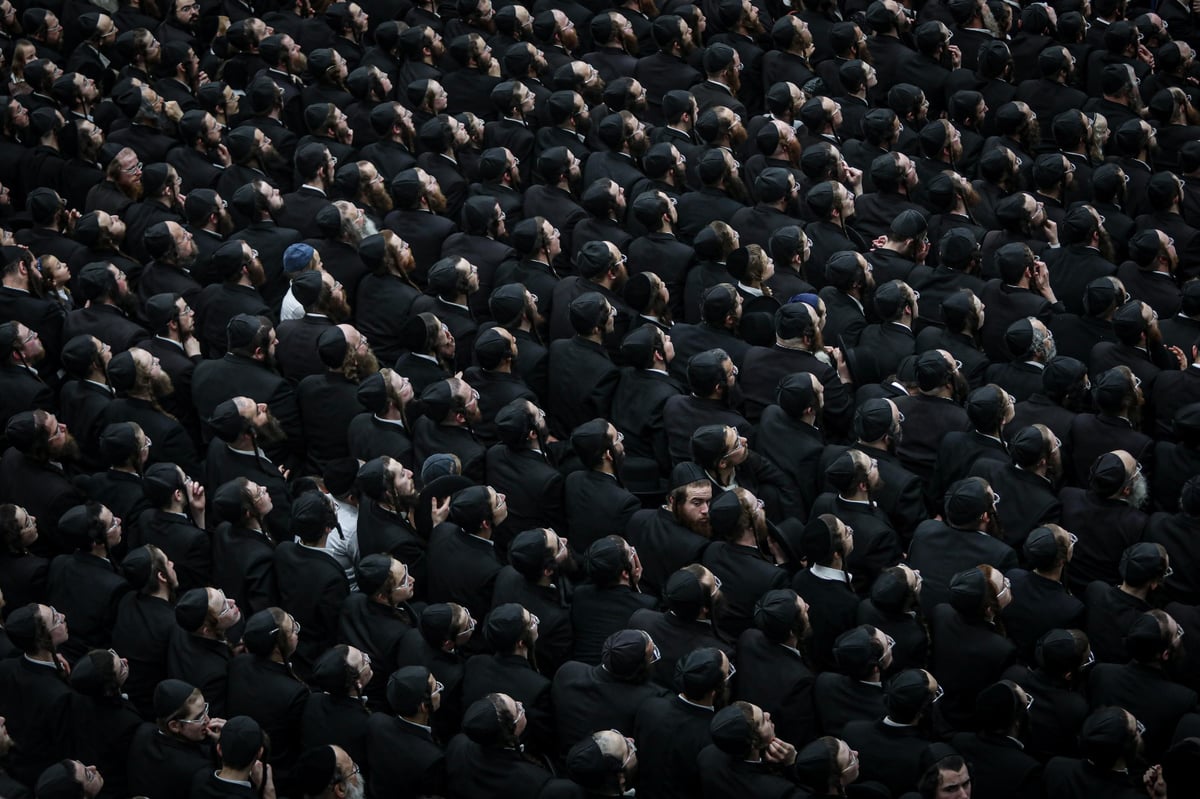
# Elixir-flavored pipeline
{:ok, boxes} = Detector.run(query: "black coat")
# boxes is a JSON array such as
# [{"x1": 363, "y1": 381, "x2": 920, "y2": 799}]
[
  {"x1": 274, "y1": 542, "x2": 350, "y2": 673},
  {"x1": 813, "y1": 672, "x2": 885, "y2": 738},
  {"x1": 382, "y1": 210, "x2": 458, "y2": 284},
  {"x1": 211, "y1": 523, "x2": 277, "y2": 616},
  {"x1": 275, "y1": 314, "x2": 335, "y2": 383},
  {"x1": 949, "y1": 732, "x2": 1041, "y2": 799},
  {"x1": 485, "y1": 445, "x2": 565, "y2": 543},
  {"x1": 627, "y1": 508, "x2": 710, "y2": 599},
  {"x1": 1001, "y1": 569, "x2": 1085, "y2": 663},
  {"x1": 425, "y1": 523, "x2": 504, "y2": 623},
  {"x1": 299, "y1": 692, "x2": 372, "y2": 767},
  {"x1": 100, "y1": 397, "x2": 201, "y2": 479},
  {"x1": 0, "y1": 552, "x2": 47, "y2": 613},
  {"x1": 969, "y1": 459, "x2": 1063, "y2": 551},
  {"x1": 550, "y1": 660, "x2": 668, "y2": 756},
  {"x1": 792, "y1": 569, "x2": 861, "y2": 672},
  {"x1": 462, "y1": 653, "x2": 554, "y2": 756},
  {"x1": 347, "y1": 414, "x2": 414, "y2": 467},
  {"x1": 297, "y1": 372, "x2": 368, "y2": 470},
  {"x1": 364, "y1": 714, "x2": 446, "y2": 799},
  {"x1": 569, "y1": 583, "x2": 657, "y2": 666},
  {"x1": 194, "y1": 283, "x2": 273, "y2": 357},
  {"x1": 628, "y1": 608, "x2": 735, "y2": 690},
  {"x1": 753, "y1": 409, "x2": 824, "y2": 516},
  {"x1": 984, "y1": 361, "x2": 1046, "y2": 403},
  {"x1": 907, "y1": 518, "x2": 1019, "y2": 614},
  {"x1": 546, "y1": 336, "x2": 620, "y2": 438},
  {"x1": 276, "y1": 185, "x2": 335, "y2": 239},
  {"x1": 337, "y1": 593, "x2": 418, "y2": 710},
  {"x1": 1045, "y1": 244, "x2": 1117, "y2": 316},
  {"x1": 412, "y1": 417, "x2": 487, "y2": 483},
  {"x1": 634, "y1": 694, "x2": 718, "y2": 799},
  {"x1": 740, "y1": 344, "x2": 854, "y2": 437},
  {"x1": 191, "y1": 355, "x2": 303, "y2": 459},
  {"x1": 1060, "y1": 487, "x2": 1148, "y2": 595},
  {"x1": 1146, "y1": 510, "x2": 1200, "y2": 604},
  {"x1": 1042, "y1": 757, "x2": 1149, "y2": 799},
  {"x1": 444, "y1": 737, "x2": 564, "y2": 799},
  {"x1": 808, "y1": 494, "x2": 902, "y2": 594},
  {"x1": 676, "y1": 187, "x2": 748, "y2": 243},
  {"x1": 127, "y1": 723, "x2": 215, "y2": 799},
  {"x1": 225, "y1": 655, "x2": 309, "y2": 784},
  {"x1": 928, "y1": 604, "x2": 1017, "y2": 730},
  {"x1": 1152, "y1": 442, "x2": 1200, "y2": 514},
  {"x1": 0, "y1": 452, "x2": 82, "y2": 554},
  {"x1": 1002, "y1": 664, "x2": 1090, "y2": 761},
  {"x1": 734, "y1": 628, "x2": 818, "y2": 747},
  {"x1": 563, "y1": 470, "x2": 641, "y2": 555},
  {"x1": 1083, "y1": 581, "x2": 1151, "y2": 665},
  {"x1": 929, "y1": 430, "x2": 1010, "y2": 511},
  {"x1": 63, "y1": 692, "x2": 143, "y2": 798},
  {"x1": 1088, "y1": 661, "x2": 1199, "y2": 758},
  {"x1": 203, "y1": 440, "x2": 292, "y2": 541},
  {"x1": 696, "y1": 744, "x2": 808, "y2": 799},
  {"x1": 894, "y1": 393, "x2": 971, "y2": 480},
  {"x1": 63, "y1": 304, "x2": 150, "y2": 354},
  {"x1": 702, "y1": 541, "x2": 790, "y2": 638},
  {"x1": 166, "y1": 630, "x2": 234, "y2": 716},
  {"x1": 628, "y1": 233, "x2": 694, "y2": 321},
  {"x1": 610, "y1": 367, "x2": 683, "y2": 476},
  {"x1": 111, "y1": 592, "x2": 177, "y2": 718},
  {"x1": 47, "y1": 552, "x2": 130, "y2": 662},
  {"x1": 491, "y1": 567, "x2": 573, "y2": 677},
  {"x1": 978, "y1": 280, "x2": 1057, "y2": 362},
  {"x1": 0, "y1": 656, "x2": 73, "y2": 785},
  {"x1": 842, "y1": 719, "x2": 934, "y2": 797}
]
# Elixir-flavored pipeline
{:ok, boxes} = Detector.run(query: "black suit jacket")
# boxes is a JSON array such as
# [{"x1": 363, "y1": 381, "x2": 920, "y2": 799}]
[
  {"x1": 275, "y1": 314, "x2": 335, "y2": 383},
  {"x1": 634, "y1": 694, "x2": 718, "y2": 799},
  {"x1": 274, "y1": 542, "x2": 350, "y2": 673},
  {"x1": 550, "y1": 660, "x2": 668, "y2": 756},
  {"x1": 225, "y1": 655, "x2": 310, "y2": 782},
  {"x1": 1001, "y1": 568, "x2": 1085, "y2": 663},
  {"x1": 969, "y1": 459, "x2": 1063, "y2": 550},
  {"x1": 563, "y1": 470, "x2": 641, "y2": 555},
  {"x1": 276, "y1": 185, "x2": 334, "y2": 239},
  {"x1": 907, "y1": 519, "x2": 1019, "y2": 614},
  {"x1": 425, "y1": 523, "x2": 504, "y2": 623},
  {"x1": 1089, "y1": 661, "x2": 1199, "y2": 758},
  {"x1": 734, "y1": 628, "x2": 818, "y2": 746},
  {"x1": 0, "y1": 656, "x2": 74, "y2": 785},
  {"x1": 929, "y1": 603, "x2": 1017, "y2": 729},
  {"x1": 546, "y1": 336, "x2": 620, "y2": 438},
  {"x1": 1066, "y1": 413, "x2": 1153, "y2": 482},
  {"x1": 1060, "y1": 487, "x2": 1148, "y2": 594},
  {"x1": 365, "y1": 713, "x2": 446, "y2": 799},
  {"x1": 212, "y1": 523, "x2": 277, "y2": 615},
  {"x1": 895, "y1": 393, "x2": 971, "y2": 480}
]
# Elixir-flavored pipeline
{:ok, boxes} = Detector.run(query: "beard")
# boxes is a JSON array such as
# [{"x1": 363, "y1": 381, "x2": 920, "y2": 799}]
[
  {"x1": 1097, "y1": 227, "x2": 1116, "y2": 264},
  {"x1": 950, "y1": 371, "x2": 970, "y2": 404},
  {"x1": 254, "y1": 413, "x2": 287, "y2": 445},
  {"x1": 1125, "y1": 472, "x2": 1149, "y2": 509},
  {"x1": 50, "y1": 433, "x2": 81, "y2": 464},
  {"x1": 257, "y1": 146, "x2": 289, "y2": 174},
  {"x1": 150, "y1": 370, "x2": 175, "y2": 397},
  {"x1": 342, "y1": 348, "x2": 381, "y2": 382},
  {"x1": 366, "y1": 184, "x2": 394, "y2": 214},
  {"x1": 323, "y1": 291, "x2": 352, "y2": 323},
  {"x1": 426, "y1": 187, "x2": 448, "y2": 214},
  {"x1": 630, "y1": 133, "x2": 649, "y2": 158},
  {"x1": 621, "y1": 29, "x2": 640, "y2": 55},
  {"x1": 725, "y1": 172, "x2": 750, "y2": 204},
  {"x1": 981, "y1": 3, "x2": 1004, "y2": 37},
  {"x1": 1019, "y1": 120, "x2": 1040, "y2": 154},
  {"x1": 582, "y1": 81, "x2": 605, "y2": 106},
  {"x1": 114, "y1": 289, "x2": 140, "y2": 318}
]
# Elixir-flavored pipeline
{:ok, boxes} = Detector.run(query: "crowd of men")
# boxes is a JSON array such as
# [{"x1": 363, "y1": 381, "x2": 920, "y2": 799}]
[{"x1": 3, "y1": 0, "x2": 1200, "y2": 795}]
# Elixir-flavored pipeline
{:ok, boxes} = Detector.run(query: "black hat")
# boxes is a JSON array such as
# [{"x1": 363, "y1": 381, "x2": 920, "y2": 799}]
[
  {"x1": 291, "y1": 491, "x2": 334, "y2": 540},
  {"x1": 121, "y1": 544, "x2": 155, "y2": 587},
  {"x1": 800, "y1": 515, "x2": 837, "y2": 561},
  {"x1": 175, "y1": 588, "x2": 210, "y2": 631},
  {"x1": 387, "y1": 665, "x2": 432, "y2": 715},
  {"x1": 227, "y1": 126, "x2": 258, "y2": 161},
  {"x1": 1009, "y1": 425, "x2": 1047, "y2": 466},
  {"x1": 37, "y1": 762, "x2": 91, "y2": 799},
  {"x1": 220, "y1": 716, "x2": 265, "y2": 768},
  {"x1": 690, "y1": 423, "x2": 730, "y2": 465},
  {"x1": 1004, "y1": 317, "x2": 1035, "y2": 357},
  {"x1": 915, "y1": 349, "x2": 952, "y2": 391},
  {"x1": 106, "y1": 350, "x2": 138, "y2": 393},
  {"x1": 154, "y1": 678, "x2": 196, "y2": 719},
  {"x1": 489, "y1": 280, "x2": 529, "y2": 322},
  {"x1": 754, "y1": 588, "x2": 799, "y2": 639},
  {"x1": 585, "y1": 536, "x2": 628, "y2": 583},
  {"x1": 355, "y1": 457, "x2": 390, "y2": 500},
  {"x1": 669, "y1": 461, "x2": 708, "y2": 491},
  {"x1": 145, "y1": 293, "x2": 183, "y2": 332},
  {"x1": 356, "y1": 371, "x2": 389, "y2": 414},
  {"x1": 1023, "y1": 526, "x2": 1060, "y2": 569},
  {"x1": 296, "y1": 745, "x2": 339, "y2": 796},
  {"x1": 873, "y1": 280, "x2": 910, "y2": 319},
  {"x1": 208, "y1": 399, "x2": 247, "y2": 443},
  {"x1": 450, "y1": 484, "x2": 494, "y2": 531},
  {"x1": 142, "y1": 163, "x2": 172, "y2": 197},
  {"x1": 1119, "y1": 541, "x2": 1165, "y2": 584},
  {"x1": 944, "y1": 477, "x2": 992, "y2": 524},
  {"x1": 60, "y1": 334, "x2": 100, "y2": 377},
  {"x1": 855, "y1": 398, "x2": 897, "y2": 441},
  {"x1": 483, "y1": 603, "x2": 527, "y2": 650},
  {"x1": 975, "y1": 681, "x2": 1019, "y2": 729},
  {"x1": 5, "y1": 411, "x2": 39, "y2": 452},
  {"x1": 291, "y1": 270, "x2": 324, "y2": 309},
  {"x1": 241, "y1": 609, "x2": 282, "y2": 656},
  {"x1": 211, "y1": 239, "x2": 249, "y2": 280},
  {"x1": 601, "y1": 629, "x2": 649, "y2": 677},
  {"x1": 462, "y1": 697, "x2": 507, "y2": 744},
  {"x1": 1043, "y1": 356, "x2": 1087, "y2": 395},
  {"x1": 353, "y1": 553, "x2": 393, "y2": 596},
  {"x1": 26, "y1": 187, "x2": 64, "y2": 224},
  {"x1": 508, "y1": 528, "x2": 550, "y2": 577},
  {"x1": 886, "y1": 668, "x2": 934, "y2": 715},
  {"x1": 710, "y1": 705, "x2": 753, "y2": 756},
  {"x1": 675, "y1": 647, "x2": 726, "y2": 696},
  {"x1": 1089, "y1": 451, "x2": 1129, "y2": 495},
  {"x1": 890, "y1": 208, "x2": 927, "y2": 240},
  {"x1": 99, "y1": 421, "x2": 140, "y2": 463},
  {"x1": 295, "y1": 142, "x2": 331, "y2": 180},
  {"x1": 569, "y1": 292, "x2": 609, "y2": 335},
  {"x1": 567, "y1": 736, "x2": 622, "y2": 786},
  {"x1": 317, "y1": 326, "x2": 349, "y2": 368},
  {"x1": 948, "y1": 567, "x2": 988, "y2": 611},
  {"x1": 78, "y1": 261, "x2": 114, "y2": 301}
]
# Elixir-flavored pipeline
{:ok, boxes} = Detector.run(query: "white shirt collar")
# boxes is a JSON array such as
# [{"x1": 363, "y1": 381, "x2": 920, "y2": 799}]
[
  {"x1": 676, "y1": 695, "x2": 716, "y2": 711},
  {"x1": 810, "y1": 564, "x2": 852, "y2": 583}
]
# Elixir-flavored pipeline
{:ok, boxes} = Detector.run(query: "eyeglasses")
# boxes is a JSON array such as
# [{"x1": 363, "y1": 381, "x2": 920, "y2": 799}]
[
  {"x1": 178, "y1": 702, "x2": 211, "y2": 724},
  {"x1": 141, "y1": 435, "x2": 153, "y2": 451},
  {"x1": 47, "y1": 606, "x2": 65, "y2": 628},
  {"x1": 431, "y1": 680, "x2": 445, "y2": 696},
  {"x1": 1135, "y1": 718, "x2": 1146, "y2": 736},
  {"x1": 20, "y1": 328, "x2": 37, "y2": 344},
  {"x1": 216, "y1": 596, "x2": 237, "y2": 617},
  {"x1": 991, "y1": 491, "x2": 1001, "y2": 507},
  {"x1": 337, "y1": 763, "x2": 361, "y2": 784},
  {"x1": 357, "y1": 652, "x2": 372, "y2": 675},
  {"x1": 998, "y1": 577, "x2": 1012, "y2": 598},
  {"x1": 1024, "y1": 693, "x2": 1035, "y2": 710},
  {"x1": 609, "y1": 731, "x2": 637, "y2": 767},
  {"x1": 884, "y1": 634, "x2": 896, "y2": 651},
  {"x1": 1177, "y1": 624, "x2": 1186, "y2": 640},
  {"x1": 932, "y1": 684, "x2": 945, "y2": 703},
  {"x1": 122, "y1": 161, "x2": 144, "y2": 174},
  {"x1": 841, "y1": 749, "x2": 859, "y2": 773}
]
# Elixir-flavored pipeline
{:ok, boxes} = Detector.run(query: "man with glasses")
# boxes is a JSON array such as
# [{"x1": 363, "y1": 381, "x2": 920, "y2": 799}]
[
  {"x1": 226, "y1": 608, "x2": 310, "y2": 794},
  {"x1": 565, "y1": 728, "x2": 640, "y2": 796},
  {"x1": 842, "y1": 668, "x2": 941, "y2": 795},
  {"x1": 909, "y1": 477, "x2": 1019, "y2": 613},
  {"x1": 34, "y1": 760, "x2": 105, "y2": 798},
  {"x1": 277, "y1": 142, "x2": 337, "y2": 238},
  {"x1": 367, "y1": 665, "x2": 447, "y2": 798},
  {"x1": 1088, "y1": 608, "x2": 1196, "y2": 759},
  {"x1": 291, "y1": 744, "x2": 363, "y2": 799},
  {"x1": 447, "y1": 692, "x2": 572, "y2": 797},
  {"x1": 979, "y1": 241, "x2": 1063, "y2": 363},
  {"x1": 813, "y1": 448, "x2": 903, "y2": 593},
  {"x1": 563, "y1": 419, "x2": 639, "y2": 555},
  {"x1": 1062, "y1": 452, "x2": 1152, "y2": 599},
  {"x1": 0, "y1": 321, "x2": 53, "y2": 429},
  {"x1": 698, "y1": 700, "x2": 808, "y2": 796},
  {"x1": 949, "y1": 680, "x2": 1041, "y2": 799},
  {"x1": 425, "y1": 485, "x2": 507, "y2": 626},
  {"x1": 188, "y1": 715, "x2": 276, "y2": 799},
  {"x1": 0, "y1": 603, "x2": 75, "y2": 784},
  {"x1": 45, "y1": 503, "x2": 127, "y2": 662},
  {"x1": 552, "y1": 629, "x2": 668, "y2": 757},
  {"x1": 629, "y1": 565, "x2": 734, "y2": 687},
  {"x1": 462, "y1": 604, "x2": 553, "y2": 757},
  {"x1": 1002, "y1": 524, "x2": 1085, "y2": 662},
  {"x1": 1094, "y1": 299, "x2": 1188, "y2": 416},
  {"x1": 1042, "y1": 706, "x2": 1147, "y2": 798},
  {"x1": 493, "y1": 528, "x2": 575, "y2": 675},
  {"x1": 412, "y1": 377, "x2": 487, "y2": 482},
  {"x1": 1066, "y1": 367, "x2": 1153, "y2": 485}
]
